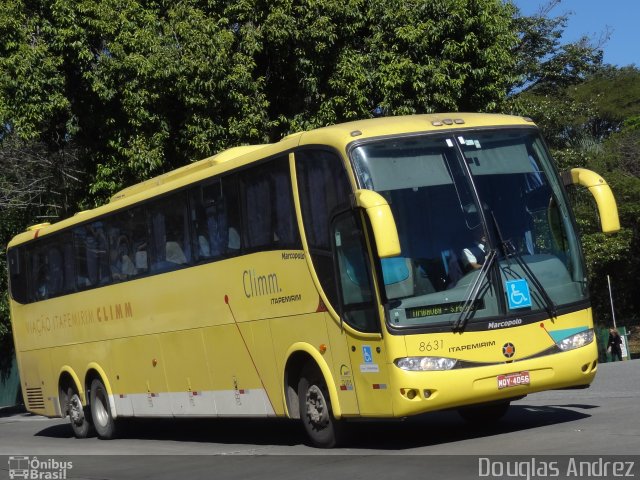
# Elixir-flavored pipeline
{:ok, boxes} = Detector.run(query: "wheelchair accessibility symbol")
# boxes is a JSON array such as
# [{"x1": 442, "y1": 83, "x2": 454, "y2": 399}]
[
  {"x1": 362, "y1": 345, "x2": 373, "y2": 364},
  {"x1": 506, "y1": 279, "x2": 532, "y2": 310}
]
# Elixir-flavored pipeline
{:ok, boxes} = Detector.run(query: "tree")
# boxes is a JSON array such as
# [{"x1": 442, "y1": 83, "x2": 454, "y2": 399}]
[
  {"x1": 567, "y1": 67, "x2": 640, "y2": 140},
  {"x1": 510, "y1": 65, "x2": 640, "y2": 328},
  {"x1": 509, "y1": 0, "x2": 606, "y2": 94},
  {"x1": 0, "y1": 0, "x2": 271, "y2": 200},
  {"x1": 235, "y1": 0, "x2": 519, "y2": 133},
  {"x1": 505, "y1": 0, "x2": 640, "y2": 329},
  {"x1": 582, "y1": 119, "x2": 640, "y2": 326},
  {"x1": 0, "y1": 136, "x2": 84, "y2": 216},
  {"x1": 1, "y1": 0, "x2": 519, "y2": 199}
]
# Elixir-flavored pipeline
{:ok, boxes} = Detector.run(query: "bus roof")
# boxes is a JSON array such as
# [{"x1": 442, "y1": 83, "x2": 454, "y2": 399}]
[
  {"x1": 8, "y1": 113, "x2": 534, "y2": 248},
  {"x1": 298, "y1": 112, "x2": 533, "y2": 147}
]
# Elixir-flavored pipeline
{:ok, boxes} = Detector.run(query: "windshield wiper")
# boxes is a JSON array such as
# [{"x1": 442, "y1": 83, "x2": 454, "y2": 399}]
[
  {"x1": 502, "y1": 240, "x2": 557, "y2": 319},
  {"x1": 453, "y1": 248, "x2": 497, "y2": 332},
  {"x1": 453, "y1": 211, "x2": 558, "y2": 332},
  {"x1": 489, "y1": 211, "x2": 557, "y2": 320}
]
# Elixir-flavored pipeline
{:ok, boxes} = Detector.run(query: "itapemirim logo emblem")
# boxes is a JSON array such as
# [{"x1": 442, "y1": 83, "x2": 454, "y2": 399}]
[
  {"x1": 502, "y1": 342, "x2": 516, "y2": 358},
  {"x1": 8, "y1": 456, "x2": 73, "y2": 479}
]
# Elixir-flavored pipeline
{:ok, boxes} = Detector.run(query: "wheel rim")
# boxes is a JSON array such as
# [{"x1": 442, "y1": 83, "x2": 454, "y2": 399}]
[
  {"x1": 305, "y1": 384, "x2": 329, "y2": 428},
  {"x1": 69, "y1": 394, "x2": 85, "y2": 426},
  {"x1": 93, "y1": 388, "x2": 110, "y2": 428}
]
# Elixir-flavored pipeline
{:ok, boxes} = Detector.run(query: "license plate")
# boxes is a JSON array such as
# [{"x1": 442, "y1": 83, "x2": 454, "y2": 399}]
[{"x1": 497, "y1": 371, "x2": 530, "y2": 389}]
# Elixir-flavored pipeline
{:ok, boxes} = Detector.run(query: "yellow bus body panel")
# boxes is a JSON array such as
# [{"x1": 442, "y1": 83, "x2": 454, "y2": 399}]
[{"x1": 388, "y1": 308, "x2": 597, "y2": 416}]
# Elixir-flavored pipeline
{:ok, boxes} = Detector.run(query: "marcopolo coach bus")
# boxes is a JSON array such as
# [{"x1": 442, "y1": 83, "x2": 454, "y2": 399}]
[{"x1": 6, "y1": 114, "x2": 619, "y2": 447}]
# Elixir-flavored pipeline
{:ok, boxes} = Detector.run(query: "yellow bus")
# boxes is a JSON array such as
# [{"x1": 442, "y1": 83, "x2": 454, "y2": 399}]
[{"x1": 6, "y1": 114, "x2": 619, "y2": 447}]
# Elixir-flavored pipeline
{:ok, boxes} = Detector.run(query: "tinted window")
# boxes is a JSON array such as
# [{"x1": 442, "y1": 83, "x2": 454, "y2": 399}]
[
  {"x1": 74, "y1": 221, "x2": 110, "y2": 288},
  {"x1": 11, "y1": 156, "x2": 305, "y2": 304},
  {"x1": 240, "y1": 156, "x2": 300, "y2": 251},
  {"x1": 8, "y1": 247, "x2": 28, "y2": 304},
  {"x1": 333, "y1": 211, "x2": 378, "y2": 332},
  {"x1": 148, "y1": 192, "x2": 191, "y2": 273},
  {"x1": 295, "y1": 149, "x2": 351, "y2": 310},
  {"x1": 29, "y1": 234, "x2": 74, "y2": 301},
  {"x1": 107, "y1": 207, "x2": 149, "y2": 282},
  {"x1": 189, "y1": 175, "x2": 242, "y2": 261}
]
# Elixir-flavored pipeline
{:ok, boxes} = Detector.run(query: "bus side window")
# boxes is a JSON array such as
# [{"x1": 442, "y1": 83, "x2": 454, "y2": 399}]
[
  {"x1": 240, "y1": 156, "x2": 300, "y2": 252},
  {"x1": 46, "y1": 245, "x2": 64, "y2": 296},
  {"x1": 149, "y1": 192, "x2": 191, "y2": 272},
  {"x1": 8, "y1": 248, "x2": 28, "y2": 304},
  {"x1": 270, "y1": 158, "x2": 300, "y2": 248},
  {"x1": 108, "y1": 207, "x2": 149, "y2": 281},
  {"x1": 332, "y1": 211, "x2": 378, "y2": 333},
  {"x1": 242, "y1": 166, "x2": 272, "y2": 249},
  {"x1": 189, "y1": 179, "x2": 237, "y2": 261},
  {"x1": 62, "y1": 239, "x2": 75, "y2": 293},
  {"x1": 222, "y1": 175, "x2": 242, "y2": 254},
  {"x1": 48, "y1": 232, "x2": 75, "y2": 295},
  {"x1": 295, "y1": 149, "x2": 352, "y2": 312},
  {"x1": 190, "y1": 185, "x2": 213, "y2": 260},
  {"x1": 74, "y1": 222, "x2": 109, "y2": 288},
  {"x1": 74, "y1": 226, "x2": 91, "y2": 288},
  {"x1": 27, "y1": 238, "x2": 69, "y2": 301},
  {"x1": 30, "y1": 246, "x2": 49, "y2": 301},
  {"x1": 128, "y1": 207, "x2": 150, "y2": 274}
]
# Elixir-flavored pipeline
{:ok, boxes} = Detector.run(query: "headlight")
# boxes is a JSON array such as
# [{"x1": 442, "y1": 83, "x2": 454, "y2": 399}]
[
  {"x1": 557, "y1": 329, "x2": 594, "y2": 351},
  {"x1": 395, "y1": 356, "x2": 457, "y2": 371}
]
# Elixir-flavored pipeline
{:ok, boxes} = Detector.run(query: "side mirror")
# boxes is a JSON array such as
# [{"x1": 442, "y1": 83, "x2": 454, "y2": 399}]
[
  {"x1": 354, "y1": 189, "x2": 401, "y2": 258},
  {"x1": 561, "y1": 168, "x2": 620, "y2": 233}
]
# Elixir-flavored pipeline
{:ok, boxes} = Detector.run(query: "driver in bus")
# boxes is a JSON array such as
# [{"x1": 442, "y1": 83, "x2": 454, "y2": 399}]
[{"x1": 462, "y1": 229, "x2": 487, "y2": 271}]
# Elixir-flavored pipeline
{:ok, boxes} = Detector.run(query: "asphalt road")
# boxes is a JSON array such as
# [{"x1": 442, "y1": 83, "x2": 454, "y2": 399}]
[{"x1": 1, "y1": 360, "x2": 638, "y2": 479}]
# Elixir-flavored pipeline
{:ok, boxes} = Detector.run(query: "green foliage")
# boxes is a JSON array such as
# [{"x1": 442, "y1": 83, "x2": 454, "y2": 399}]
[
  {"x1": 509, "y1": 0, "x2": 605, "y2": 94},
  {"x1": 519, "y1": 67, "x2": 640, "y2": 327},
  {"x1": 0, "y1": 1, "x2": 70, "y2": 142},
  {"x1": 507, "y1": 3, "x2": 639, "y2": 327},
  {"x1": 567, "y1": 67, "x2": 640, "y2": 132},
  {"x1": 1, "y1": 0, "x2": 271, "y2": 199},
  {"x1": 597, "y1": 115, "x2": 640, "y2": 179},
  {"x1": 365, "y1": 0, "x2": 518, "y2": 114},
  {"x1": 229, "y1": 0, "x2": 518, "y2": 135},
  {"x1": 582, "y1": 229, "x2": 639, "y2": 326},
  {"x1": 1, "y1": 0, "x2": 518, "y2": 200},
  {"x1": 507, "y1": 91, "x2": 599, "y2": 151}
]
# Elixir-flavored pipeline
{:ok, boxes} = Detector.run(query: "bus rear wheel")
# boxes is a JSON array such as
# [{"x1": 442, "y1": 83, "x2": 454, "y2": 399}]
[
  {"x1": 90, "y1": 379, "x2": 117, "y2": 439},
  {"x1": 458, "y1": 401, "x2": 511, "y2": 426},
  {"x1": 298, "y1": 364, "x2": 344, "y2": 448},
  {"x1": 67, "y1": 388, "x2": 93, "y2": 438}
]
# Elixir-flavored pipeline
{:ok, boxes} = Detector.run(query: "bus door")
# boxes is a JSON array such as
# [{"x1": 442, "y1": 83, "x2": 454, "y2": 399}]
[{"x1": 331, "y1": 210, "x2": 392, "y2": 416}]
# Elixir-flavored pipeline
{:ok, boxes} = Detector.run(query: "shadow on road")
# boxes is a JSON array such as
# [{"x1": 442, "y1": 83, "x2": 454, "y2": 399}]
[{"x1": 33, "y1": 402, "x2": 596, "y2": 450}]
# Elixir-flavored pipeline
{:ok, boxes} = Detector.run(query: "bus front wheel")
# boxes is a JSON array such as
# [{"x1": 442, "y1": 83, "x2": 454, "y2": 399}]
[
  {"x1": 90, "y1": 379, "x2": 117, "y2": 439},
  {"x1": 67, "y1": 388, "x2": 93, "y2": 438},
  {"x1": 298, "y1": 364, "x2": 344, "y2": 448}
]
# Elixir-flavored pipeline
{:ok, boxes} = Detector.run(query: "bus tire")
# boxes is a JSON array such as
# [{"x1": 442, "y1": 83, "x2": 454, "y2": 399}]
[
  {"x1": 67, "y1": 388, "x2": 93, "y2": 438},
  {"x1": 458, "y1": 401, "x2": 510, "y2": 426},
  {"x1": 298, "y1": 363, "x2": 344, "y2": 448},
  {"x1": 90, "y1": 378, "x2": 117, "y2": 440}
]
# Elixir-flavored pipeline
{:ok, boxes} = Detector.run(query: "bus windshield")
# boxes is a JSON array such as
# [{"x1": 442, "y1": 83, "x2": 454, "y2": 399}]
[{"x1": 351, "y1": 129, "x2": 587, "y2": 329}]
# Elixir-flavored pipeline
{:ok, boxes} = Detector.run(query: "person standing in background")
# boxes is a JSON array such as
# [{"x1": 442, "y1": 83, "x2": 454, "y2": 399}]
[{"x1": 607, "y1": 328, "x2": 623, "y2": 361}]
